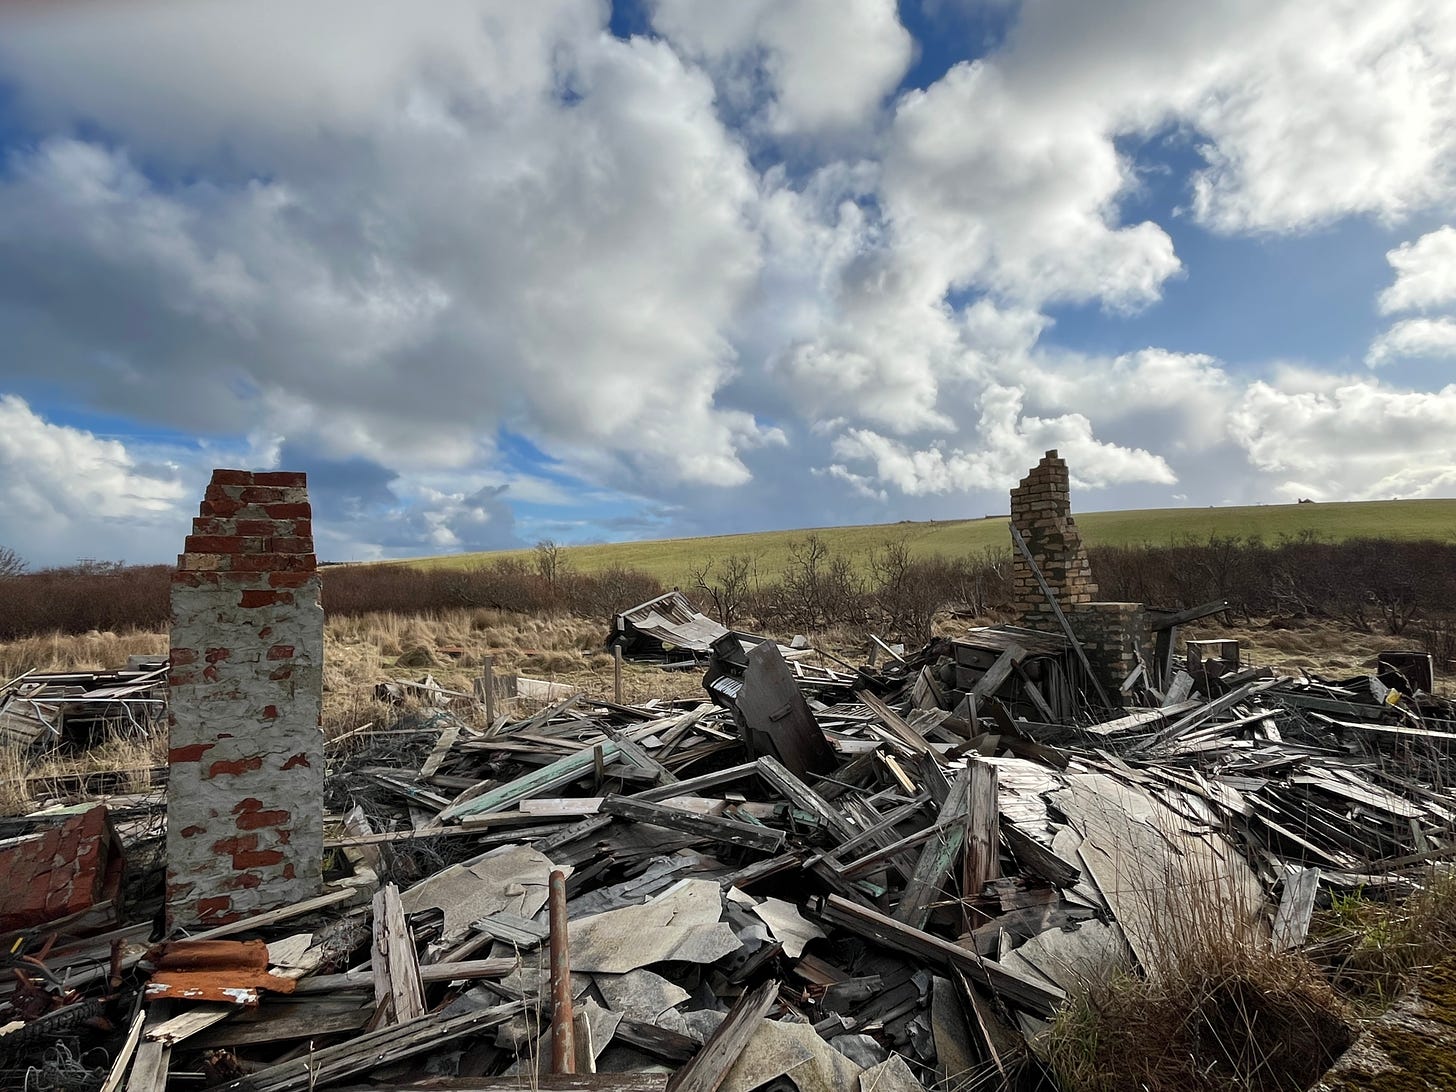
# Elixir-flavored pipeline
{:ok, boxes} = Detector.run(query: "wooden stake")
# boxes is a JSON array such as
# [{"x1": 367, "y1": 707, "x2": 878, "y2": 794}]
[
  {"x1": 482, "y1": 656, "x2": 497, "y2": 728},
  {"x1": 613, "y1": 644, "x2": 624, "y2": 704},
  {"x1": 548, "y1": 869, "x2": 575, "y2": 1075}
]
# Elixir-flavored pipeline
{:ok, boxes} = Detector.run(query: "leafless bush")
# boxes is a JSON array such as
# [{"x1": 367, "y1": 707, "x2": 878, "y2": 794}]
[
  {"x1": 0, "y1": 546, "x2": 24, "y2": 579},
  {"x1": 771, "y1": 534, "x2": 867, "y2": 631},
  {"x1": 690, "y1": 554, "x2": 755, "y2": 629}
]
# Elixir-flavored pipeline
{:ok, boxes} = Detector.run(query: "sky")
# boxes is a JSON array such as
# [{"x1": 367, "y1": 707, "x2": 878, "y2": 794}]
[{"x1": 1, "y1": 0, "x2": 1455, "y2": 567}]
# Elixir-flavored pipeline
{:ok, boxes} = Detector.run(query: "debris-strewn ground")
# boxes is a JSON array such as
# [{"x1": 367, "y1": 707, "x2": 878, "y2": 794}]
[{"x1": 0, "y1": 607, "x2": 1453, "y2": 1092}]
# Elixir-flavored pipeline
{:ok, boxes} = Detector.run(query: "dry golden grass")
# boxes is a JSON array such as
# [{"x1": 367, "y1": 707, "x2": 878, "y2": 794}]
[
  {"x1": 0, "y1": 629, "x2": 167, "y2": 681},
  {"x1": 1184, "y1": 617, "x2": 1446, "y2": 691},
  {"x1": 0, "y1": 608, "x2": 716, "y2": 815}
]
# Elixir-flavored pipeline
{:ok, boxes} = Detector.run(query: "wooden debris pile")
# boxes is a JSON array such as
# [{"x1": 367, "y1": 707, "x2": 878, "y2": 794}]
[
  {"x1": 0, "y1": 659, "x2": 168, "y2": 751},
  {"x1": 1, "y1": 632, "x2": 1454, "y2": 1092}
]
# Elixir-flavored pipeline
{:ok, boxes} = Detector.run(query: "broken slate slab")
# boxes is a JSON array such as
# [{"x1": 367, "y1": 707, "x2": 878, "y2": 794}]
[
  {"x1": 567, "y1": 879, "x2": 741, "y2": 974},
  {"x1": 399, "y1": 844, "x2": 567, "y2": 940}
]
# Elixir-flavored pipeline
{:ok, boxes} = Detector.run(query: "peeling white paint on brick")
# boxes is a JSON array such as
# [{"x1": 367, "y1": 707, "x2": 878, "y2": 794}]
[{"x1": 165, "y1": 470, "x2": 325, "y2": 930}]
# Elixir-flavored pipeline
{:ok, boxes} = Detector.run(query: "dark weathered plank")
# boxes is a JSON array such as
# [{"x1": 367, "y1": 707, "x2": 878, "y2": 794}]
[
  {"x1": 217, "y1": 1002, "x2": 526, "y2": 1092},
  {"x1": 963, "y1": 759, "x2": 1000, "y2": 898},
  {"x1": 601, "y1": 796, "x2": 786, "y2": 854},
  {"x1": 665, "y1": 977, "x2": 779, "y2": 1092},
  {"x1": 895, "y1": 770, "x2": 971, "y2": 929},
  {"x1": 754, "y1": 755, "x2": 858, "y2": 842},
  {"x1": 1271, "y1": 866, "x2": 1321, "y2": 952},
  {"x1": 815, "y1": 895, "x2": 1064, "y2": 1015}
]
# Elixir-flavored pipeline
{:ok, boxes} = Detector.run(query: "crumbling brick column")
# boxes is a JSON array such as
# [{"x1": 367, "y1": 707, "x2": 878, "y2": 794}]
[
  {"x1": 1070, "y1": 602, "x2": 1147, "y2": 701},
  {"x1": 1010, "y1": 450, "x2": 1098, "y2": 630},
  {"x1": 165, "y1": 470, "x2": 324, "y2": 929}
]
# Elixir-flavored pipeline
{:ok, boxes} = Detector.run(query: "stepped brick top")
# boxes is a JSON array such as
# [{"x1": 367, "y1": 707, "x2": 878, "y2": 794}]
[
  {"x1": 165, "y1": 469, "x2": 325, "y2": 930},
  {"x1": 1010, "y1": 450, "x2": 1099, "y2": 629}
]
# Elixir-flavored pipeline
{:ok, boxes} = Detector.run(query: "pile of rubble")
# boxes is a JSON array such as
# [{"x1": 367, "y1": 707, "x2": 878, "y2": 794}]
[{"x1": 0, "y1": 461, "x2": 1451, "y2": 1092}]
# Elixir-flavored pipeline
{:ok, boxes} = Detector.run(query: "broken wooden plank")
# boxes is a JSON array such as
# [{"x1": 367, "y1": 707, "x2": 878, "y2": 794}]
[
  {"x1": 816, "y1": 895, "x2": 1065, "y2": 1015},
  {"x1": 186, "y1": 888, "x2": 357, "y2": 942},
  {"x1": 125, "y1": 1039, "x2": 170, "y2": 1092},
  {"x1": 963, "y1": 759, "x2": 1000, "y2": 899},
  {"x1": 895, "y1": 769, "x2": 971, "y2": 929},
  {"x1": 99, "y1": 1008, "x2": 147, "y2": 1092},
  {"x1": 970, "y1": 643, "x2": 1026, "y2": 701},
  {"x1": 293, "y1": 957, "x2": 518, "y2": 994},
  {"x1": 441, "y1": 742, "x2": 627, "y2": 821},
  {"x1": 665, "y1": 977, "x2": 779, "y2": 1092},
  {"x1": 860, "y1": 691, "x2": 942, "y2": 761},
  {"x1": 1271, "y1": 866, "x2": 1321, "y2": 952},
  {"x1": 216, "y1": 1001, "x2": 526, "y2": 1092},
  {"x1": 372, "y1": 883, "x2": 426, "y2": 1025},
  {"x1": 631, "y1": 761, "x2": 758, "y2": 803},
  {"x1": 601, "y1": 796, "x2": 786, "y2": 854},
  {"x1": 754, "y1": 755, "x2": 858, "y2": 843}
]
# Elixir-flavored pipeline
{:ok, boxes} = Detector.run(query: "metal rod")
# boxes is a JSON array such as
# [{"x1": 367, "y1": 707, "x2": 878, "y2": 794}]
[{"x1": 548, "y1": 868, "x2": 575, "y2": 1074}]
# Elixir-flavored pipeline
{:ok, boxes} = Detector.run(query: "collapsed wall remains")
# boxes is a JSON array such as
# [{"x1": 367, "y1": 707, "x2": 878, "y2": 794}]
[
  {"x1": 1010, "y1": 451, "x2": 1146, "y2": 703},
  {"x1": 165, "y1": 469, "x2": 324, "y2": 929}
]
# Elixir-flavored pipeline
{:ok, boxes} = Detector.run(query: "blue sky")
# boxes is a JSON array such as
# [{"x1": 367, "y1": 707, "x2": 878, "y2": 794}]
[{"x1": 1, "y1": 0, "x2": 1455, "y2": 566}]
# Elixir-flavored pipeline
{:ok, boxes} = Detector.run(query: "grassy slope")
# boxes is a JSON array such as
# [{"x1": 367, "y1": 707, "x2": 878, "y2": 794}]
[{"x1": 409, "y1": 498, "x2": 1456, "y2": 586}]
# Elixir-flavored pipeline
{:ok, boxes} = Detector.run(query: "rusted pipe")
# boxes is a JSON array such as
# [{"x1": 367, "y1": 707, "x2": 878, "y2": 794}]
[{"x1": 548, "y1": 868, "x2": 575, "y2": 1074}]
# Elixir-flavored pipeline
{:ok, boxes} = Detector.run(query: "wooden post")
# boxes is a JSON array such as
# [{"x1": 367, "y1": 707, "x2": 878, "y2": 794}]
[
  {"x1": 548, "y1": 869, "x2": 575, "y2": 1075},
  {"x1": 482, "y1": 656, "x2": 496, "y2": 728},
  {"x1": 613, "y1": 644, "x2": 623, "y2": 704}
]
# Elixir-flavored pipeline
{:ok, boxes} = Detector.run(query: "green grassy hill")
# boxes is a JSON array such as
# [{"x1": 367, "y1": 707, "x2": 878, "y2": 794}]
[{"x1": 408, "y1": 498, "x2": 1456, "y2": 587}]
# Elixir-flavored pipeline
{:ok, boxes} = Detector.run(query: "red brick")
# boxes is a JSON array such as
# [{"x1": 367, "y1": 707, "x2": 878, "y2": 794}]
[
  {"x1": 195, "y1": 897, "x2": 234, "y2": 922},
  {"x1": 200, "y1": 496, "x2": 245, "y2": 517},
  {"x1": 204, "y1": 647, "x2": 232, "y2": 663},
  {"x1": 268, "y1": 537, "x2": 313, "y2": 554},
  {"x1": 235, "y1": 519, "x2": 277, "y2": 536},
  {"x1": 282, "y1": 864, "x2": 296, "y2": 880},
  {"x1": 212, "y1": 834, "x2": 258, "y2": 856},
  {"x1": 207, "y1": 756, "x2": 263, "y2": 778},
  {"x1": 290, "y1": 519, "x2": 313, "y2": 539},
  {"x1": 268, "y1": 571, "x2": 315, "y2": 588},
  {"x1": 231, "y1": 554, "x2": 285, "y2": 572},
  {"x1": 252, "y1": 471, "x2": 307, "y2": 487},
  {"x1": 179, "y1": 825, "x2": 207, "y2": 838},
  {"x1": 221, "y1": 872, "x2": 262, "y2": 889},
  {"x1": 185, "y1": 535, "x2": 248, "y2": 554},
  {"x1": 190, "y1": 517, "x2": 233, "y2": 536},
  {"x1": 233, "y1": 849, "x2": 286, "y2": 869},
  {"x1": 170, "y1": 648, "x2": 198, "y2": 666},
  {"x1": 169, "y1": 743, "x2": 215, "y2": 764},
  {"x1": 268, "y1": 665, "x2": 293, "y2": 681},
  {"x1": 172, "y1": 571, "x2": 221, "y2": 587},
  {"x1": 266, "y1": 644, "x2": 295, "y2": 660},
  {"x1": 260, "y1": 705, "x2": 279, "y2": 720},
  {"x1": 264, "y1": 503, "x2": 311, "y2": 519},
  {"x1": 237, "y1": 486, "x2": 293, "y2": 504},
  {"x1": 236, "y1": 809, "x2": 290, "y2": 830},
  {"x1": 239, "y1": 590, "x2": 284, "y2": 608},
  {"x1": 210, "y1": 469, "x2": 257, "y2": 486},
  {"x1": 281, "y1": 753, "x2": 312, "y2": 770}
]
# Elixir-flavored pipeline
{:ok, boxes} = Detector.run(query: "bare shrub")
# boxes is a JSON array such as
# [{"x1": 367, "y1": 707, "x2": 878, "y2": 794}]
[
  {"x1": 771, "y1": 534, "x2": 867, "y2": 631},
  {"x1": 0, "y1": 545, "x2": 24, "y2": 579},
  {"x1": 690, "y1": 554, "x2": 755, "y2": 629}
]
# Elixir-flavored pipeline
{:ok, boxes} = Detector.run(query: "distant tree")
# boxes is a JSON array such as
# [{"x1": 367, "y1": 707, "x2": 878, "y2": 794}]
[
  {"x1": 533, "y1": 539, "x2": 569, "y2": 589},
  {"x1": 0, "y1": 545, "x2": 25, "y2": 579},
  {"x1": 690, "y1": 554, "x2": 754, "y2": 629}
]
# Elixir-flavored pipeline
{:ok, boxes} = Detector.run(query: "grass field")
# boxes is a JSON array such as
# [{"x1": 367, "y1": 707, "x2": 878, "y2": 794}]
[{"x1": 407, "y1": 498, "x2": 1456, "y2": 587}]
